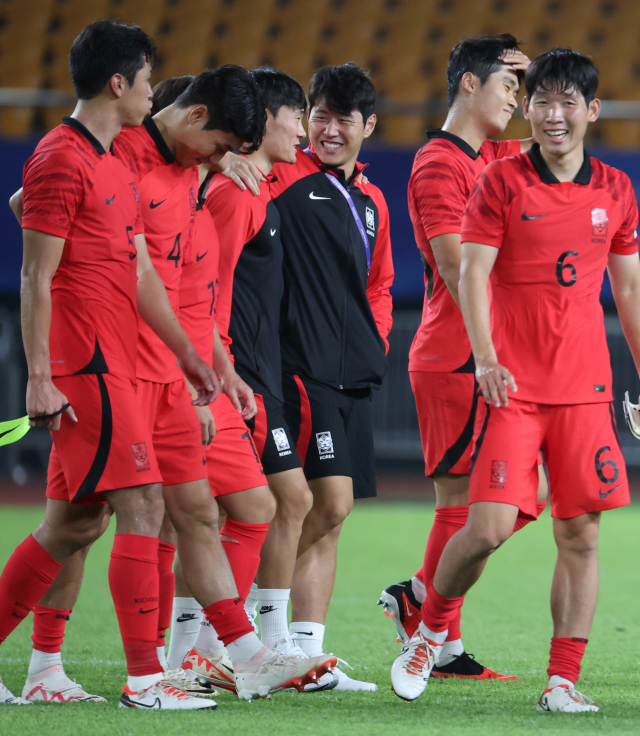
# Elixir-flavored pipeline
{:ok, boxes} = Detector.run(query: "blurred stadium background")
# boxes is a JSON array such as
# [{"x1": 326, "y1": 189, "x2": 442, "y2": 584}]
[{"x1": 1, "y1": 0, "x2": 640, "y2": 494}]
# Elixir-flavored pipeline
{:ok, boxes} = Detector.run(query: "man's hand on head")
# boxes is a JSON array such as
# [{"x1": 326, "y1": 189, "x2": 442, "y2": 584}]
[{"x1": 500, "y1": 49, "x2": 531, "y2": 73}]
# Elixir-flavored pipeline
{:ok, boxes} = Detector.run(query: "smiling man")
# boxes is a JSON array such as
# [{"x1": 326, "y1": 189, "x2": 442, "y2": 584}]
[{"x1": 392, "y1": 48, "x2": 640, "y2": 713}]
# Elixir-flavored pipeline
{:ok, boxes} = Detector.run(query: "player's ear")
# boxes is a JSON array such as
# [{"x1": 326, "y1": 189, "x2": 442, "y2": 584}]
[
  {"x1": 187, "y1": 105, "x2": 208, "y2": 126},
  {"x1": 109, "y1": 73, "x2": 126, "y2": 100},
  {"x1": 460, "y1": 71, "x2": 477, "y2": 96},
  {"x1": 363, "y1": 113, "x2": 377, "y2": 139},
  {"x1": 522, "y1": 96, "x2": 531, "y2": 120},
  {"x1": 587, "y1": 98, "x2": 601, "y2": 123}
]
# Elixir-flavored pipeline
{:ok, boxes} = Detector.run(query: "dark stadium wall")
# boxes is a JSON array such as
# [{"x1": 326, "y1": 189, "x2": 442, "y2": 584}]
[{"x1": 1, "y1": 139, "x2": 640, "y2": 307}]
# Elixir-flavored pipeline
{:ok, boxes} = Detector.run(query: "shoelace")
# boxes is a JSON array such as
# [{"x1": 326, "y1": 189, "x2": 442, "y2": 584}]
[
  {"x1": 164, "y1": 668, "x2": 202, "y2": 686},
  {"x1": 559, "y1": 685, "x2": 596, "y2": 707},
  {"x1": 156, "y1": 681, "x2": 191, "y2": 699},
  {"x1": 275, "y1": 633, "x2": 308, "y2": 658},
  {"x1": 404, "y1": 642, "x2": 432, "y2": 676}
]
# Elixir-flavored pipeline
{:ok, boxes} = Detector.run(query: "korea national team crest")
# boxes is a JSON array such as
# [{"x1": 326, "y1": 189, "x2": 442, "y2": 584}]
[
  {"x1": 365, "y1": 206, "x2": 376, "y2": 236},
  {"x1": 591, "y1": 208, "x2": 608, "y2": 237},
  {"x1": 132, "y1": 442, "x2": 150, "y2": 471},
  {"x1": 316, "y1": 431, "x2": 334, "y2": 459},
  {"x1": 490, "y1": 460, "x2": 507, "y2": 487},
  {"x1": 272, "y1": 428, "x2": 291, "y2": 456}
]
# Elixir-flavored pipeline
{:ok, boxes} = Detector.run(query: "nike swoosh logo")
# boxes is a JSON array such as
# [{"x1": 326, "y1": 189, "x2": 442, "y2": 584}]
[
  {"x1": 0, "y1": 428, "x2": 16, "y2": 440},
  {"x1": 139, "y1": 607, "x2": 159, "y2": 614},
  {"x1": 176, "y1": 613, "x2": 198, "y2": 622},
  {"x1": 12, "y1": 612, "x2": 27, "y2": 619},
  {"x1": 106, "y1": 195, "x2": 115, "y2": 205},
  {"x1": 149, "y1": 199, "x2": 166, "y2": 209},
  {"x1": 297, "y1": 631, "x2": 314, "y2": 636},
  {"x1": 128, "y1": 253, "x2": 137, "y2": 260},
  {"x1": 259, "y1": 605, "x2": 276, "y2": 614},
  {"x1": 599, "y1": 484, "x2": 622, "y2": 499},
  {"x1": 221, "y1": 664, "x2": 234, "y2": 674},
  {"x1": 309, "y1": 192, "x2": 331, "y2": 200},
  {"x1": 196, "y1": 251, "x2": 208, "y2": 262},
  {"x1": 270, "y1": 228, "x2": 276, "y2": 236},
  {"x1": 521, "y1": 212, "x2": 549, "y2": 220}
]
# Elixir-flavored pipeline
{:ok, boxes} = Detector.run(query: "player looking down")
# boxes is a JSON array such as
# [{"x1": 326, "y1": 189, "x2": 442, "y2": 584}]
[{"x1": 391, "y1": 48, "x2": 640, "y2": 713}]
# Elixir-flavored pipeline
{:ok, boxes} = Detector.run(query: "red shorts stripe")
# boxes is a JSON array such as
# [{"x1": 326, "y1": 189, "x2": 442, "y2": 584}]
[
  {"x1": 293, "y1": 374, "x2": 312, "y2": 465},
  {"x1": 252, "y1": 393, "x2": 268, "y2": 459}
]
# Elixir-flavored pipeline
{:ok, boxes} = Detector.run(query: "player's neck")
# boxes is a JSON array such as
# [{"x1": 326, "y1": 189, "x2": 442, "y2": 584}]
[
  {"x1": 70, "y1": 99, "x2": 124, "y2": 152},
  {"x1": 151, "y1": 108, "x2": 177, "y2": 157},
  {"x1": 248, "y1": 149, "x2": 274, "y2": 176},
  {"x1": 441, "y1": 110, "x2": 487, "y2": 154},
  {"x1": 538, "y1": 142, "x2": 586, "y2": 182}
]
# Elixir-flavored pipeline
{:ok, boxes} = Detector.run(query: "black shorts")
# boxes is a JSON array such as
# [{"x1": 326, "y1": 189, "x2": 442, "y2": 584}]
[
  {"x1": 282, "y1": 373, "x2": 377, "y2": 499},
  {"x1": 246, "y1": 387, "x2": 302, "y2": 476}
]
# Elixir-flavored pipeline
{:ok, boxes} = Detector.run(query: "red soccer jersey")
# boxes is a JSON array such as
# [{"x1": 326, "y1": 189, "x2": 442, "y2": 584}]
[
  {"x1": 117, "y1": 118, "x2": 198, "y2": 383},
  {"x1": 407, "y1": 130, "x2": 520, "y2": 373},
  {"x1": 461, "y1": 143, "x2": 639, "y2": 405},
  {"x1": 22, "y1": 117, "x2": 142, "y2": 379},
  {"x1": 178, "y1": 176, "x2": 219, "y2": 366}
]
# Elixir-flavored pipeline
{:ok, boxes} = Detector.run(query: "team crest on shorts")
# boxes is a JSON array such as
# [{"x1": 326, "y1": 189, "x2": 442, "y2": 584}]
[
  {"x1": 591, "y1": 208, "x2": 608, "y2": 237},
  {"x1": 132, "y1": 442, "x2": 150, "y2": 470},
  {"x1": 272, "y1": 428, "x2": 290, "y2": 452},
  {"x1": 316, "y1": 431, "x2": 334, "y2": 459},
  {"x1": 490, "y1": 460, "x2": 507, "y2": 486}
]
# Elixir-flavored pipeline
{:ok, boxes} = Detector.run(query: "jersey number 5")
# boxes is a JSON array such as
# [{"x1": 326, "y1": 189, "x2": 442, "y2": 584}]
[
  {"x1": 168, "y1": 233, "x2": 181, "y2": 268},
  {"x1": 556, "y1": 251, "x2": 579, "y2": 287}
]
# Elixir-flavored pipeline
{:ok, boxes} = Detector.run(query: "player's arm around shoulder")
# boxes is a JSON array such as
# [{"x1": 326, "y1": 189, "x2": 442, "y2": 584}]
[{"x1": 364, "y1": 183, "x2": 394, "y2": 351}]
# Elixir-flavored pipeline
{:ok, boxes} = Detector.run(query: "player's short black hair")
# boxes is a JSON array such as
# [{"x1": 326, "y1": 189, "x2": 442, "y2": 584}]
[
  {"x1": 69, "y1": 20, "x2": 157, "y2": 100},
  {"x1": 249, "y1": 67, "x2": 307, "y2": 118},
  {"x1": 151, "y1": 75, "x2": 194, "y2": 115},
  {"x1": 525, "y1": 48, "x2": 599, "y2": 105},
  {"x1": 308, "y1": 63, "x2": 376, "y2": 123},
  {"x1": 447, "y1": 33, "x2": 524, "y2": 107},
  {"x1": 175, "y1": 66, "x2": 266, "y2": 153}
]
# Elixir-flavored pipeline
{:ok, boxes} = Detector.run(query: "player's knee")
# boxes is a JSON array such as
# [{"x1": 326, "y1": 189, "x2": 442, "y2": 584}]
[
  {"x1": 259, "y1": 489, "x2": 277, "y2": 523},
  {"x1": 470, "y1": 525, "x2": 511, "y2": 556},
  {"x1": 319, "y1": 497, "x2": 353, "y2": 532},
  {"x1": 556, "y1": 516, "x2": 600, "y2": 556},
  {"x1": 275, "y1": 483, "x2": 313, "y2": 523}
]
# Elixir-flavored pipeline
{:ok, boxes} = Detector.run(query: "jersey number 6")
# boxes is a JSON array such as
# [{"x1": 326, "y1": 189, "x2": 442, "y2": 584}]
[{"x1": 556, "y1": 251, "x2": 579, "y2": 287}]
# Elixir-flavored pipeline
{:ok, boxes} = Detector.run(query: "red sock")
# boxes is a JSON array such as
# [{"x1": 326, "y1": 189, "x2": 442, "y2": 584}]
[
  {"x1": 31, "y1": 605, "x2": 71, "y2": 653},
  {"x1": 220, "y1": 519, "x2": 270, "y2": 600},
  {"x1": 547, "y1": 637, "x2": 588, "y2": 684},
  {"x1": 157, "y1": 542, "x2": 176, "y2": 648},
  {"x1": 512, "y1": 501, "x2": 548, "y2": 534},
  {"x1": 108, "y1": 533, "x2": 162, "y2": 676},
  {"x1": 202, "y1": 598, "x2": 253, "y2": 646},
  {"x1": 415, "y1": 506, "x2": 468, "y2": 641},
  {"x1": 422, "y1": 581, "x2": 464, "y2": 633},
  {"x1": 0, "y1": 535, "x2": 62, "y2": 644}
]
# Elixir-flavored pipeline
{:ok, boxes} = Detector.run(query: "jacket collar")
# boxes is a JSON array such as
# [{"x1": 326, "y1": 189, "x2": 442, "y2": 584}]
[{"x1": 305, "y1": 144, "x2": 367, "y2": 185}]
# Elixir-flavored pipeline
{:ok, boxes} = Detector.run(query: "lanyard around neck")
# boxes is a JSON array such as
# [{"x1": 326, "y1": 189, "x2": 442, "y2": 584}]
[{"x1": 304, "y1": 148, "x2": 371, "y2": 273}]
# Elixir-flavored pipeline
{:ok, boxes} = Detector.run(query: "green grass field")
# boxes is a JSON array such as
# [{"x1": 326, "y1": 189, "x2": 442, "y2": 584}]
[{"x1": 0, "y1": 500, "x2": 639, "y2": 735}]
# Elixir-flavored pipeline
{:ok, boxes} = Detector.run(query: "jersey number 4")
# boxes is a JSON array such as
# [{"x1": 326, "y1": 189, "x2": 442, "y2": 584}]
[{"x1": 168, "y1": 233, "x2": 181, "y2": 268}]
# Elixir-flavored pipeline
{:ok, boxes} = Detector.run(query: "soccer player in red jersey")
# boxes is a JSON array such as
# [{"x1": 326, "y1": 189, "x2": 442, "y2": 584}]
[
  {"x1": 378, "y1": 35, "x2": 549, "y2": 679},
  {"x1": 0, "y1": 21, "x2": 220, "y2": 710},
  {"x1": 392, "y1": 49, "x2": 640, "y2": 712}
]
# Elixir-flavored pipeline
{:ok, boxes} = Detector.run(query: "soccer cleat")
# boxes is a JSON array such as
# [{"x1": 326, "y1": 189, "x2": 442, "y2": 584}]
[
  {"x1": 22, "y1": 665, "x2": 106, "y2": 702},
  {"x1": 431, "y1": 652, "x2": 518, "y2": 681},
  {"x1": 182, "y1": 647, "x2": 236, "y2": 692},
  {"x1": 537, "y1": 684, "x2": 599, "y2": 713},
  {"x1": 163, "y1": 667, "x2": 218, "y2": 695},
  {"x1": 377, "y1": 580, "x2": 421, "y2": 644},
  {"x1": 623, "y1": 391, "x2": 640, "y2": 440},
  {"x1": 310, "y1": 657, "x2": 377, "y2": 692},
  {"x1": 1, "y1": 676, "x2": 32, "y2": 705},
  {"x1": 119, "y1": 679, "x2": 217, "y2": 710},
  {"x1": 391, "y1": 628, "x2": 442, "y2": 702},
  {"x1": 234, "y1": 646, "x2": 337, "y2": 701},
  {"x1": 274, "y1": 633, "x2": 308, "y2": 658}
]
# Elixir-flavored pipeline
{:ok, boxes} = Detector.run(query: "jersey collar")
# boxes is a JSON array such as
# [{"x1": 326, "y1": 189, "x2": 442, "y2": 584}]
[
  {"x1": 62, "y1": 116, "x2": 111, "y2": 155},
  {"x1": 426, "y1": 129, "x2": 479, "y2": 160},
  {"x1": 527, "y1": 142, "x2": 592, "y2": 185},
  {"x1": 143, "y1": 116, "x2": 176, "y2": 163}
]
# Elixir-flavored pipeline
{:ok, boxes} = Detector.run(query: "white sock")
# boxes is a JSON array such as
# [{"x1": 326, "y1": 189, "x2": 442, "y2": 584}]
[
  {"x1": 226, "y1": 631, "x2": 265, "y2": 666},
  {"x1": 194, "y1": 618, "x2": 224, "y2": 656},
  {"x1": 418, "y1": 621, "x2": 448, "y2": 658},
  {"x1": 411, "y1": 576, "x2": 426, "y2": 604},
  {"x1": 257, "y1": 589, "x2": 290, "y2": 648},
  {"x1": 166, "y1": 597, "x2": 202, "y2": 670},
  {"x1": 128, "y1": 672, "x2": 163, "y2": 692},
  {"x1": 438, "y1": 638, "x2": 464, "y2": 666},
  {"x1": 290, "y1": 621, "x2": 325, "y2": 657},
  {"x1": 245, "y1": 583, "x2": 259, "y2": 632},
  {"x1": 28, "y1": 649, "x2": 63, "y2": 678},
  {"x1": 156, "y1": 645, "x2": 168, "y2": 670},
  {"x1": 548, "y1": 674, "x2": 575, "y2": 689}
]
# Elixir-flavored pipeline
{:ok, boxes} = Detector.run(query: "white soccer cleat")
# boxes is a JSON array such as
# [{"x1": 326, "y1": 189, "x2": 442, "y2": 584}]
[
  {"x1": 163, "y1": 667, "x2": 218, "y2": 696},
  {"x1": 274, "y1": 633, "x2": 308, "y2": 658},
  {"x1": 119, "y1": 679, "x2": 217, "y2": 710},
  {"x1": 182, "y1": 647, "x2": 236, "y2": 692},
  {"x1": 391, "y1": 628, "x2": 442, "y2": 701},
  {"x1": 303, "y1": 656, "x2": 376, "y2": 692},
  {"x1": 22, "y1": 664, "x2": 106, "y2": 703},
  {"x1": 537, "y1": 684, "x2": 599, "y2": 713},
  {"x1": 1, "y1": 676, "x2": 31, "y2": 705},
  {"x1": 234, "y1": 646, "x2": 337, "y2": 701},
  {"x1": 623, "y1": 392, "x2": 640, "y2": 440}
]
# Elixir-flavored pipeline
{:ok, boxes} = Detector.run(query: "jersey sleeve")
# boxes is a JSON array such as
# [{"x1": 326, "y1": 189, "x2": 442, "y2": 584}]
[
  {"x1": 205, "y1": 181, "x2": 259, "y2": 351},
  {"x1": 409, "y1": 151, "x2": 469, "y2": 241},
  {"x1": 22, "y1": 146, "x2": 85, "y2": 239},
  {"x1": 610, "y1": 173, "x2": 639, "y2": 255},
  {"x1": 461, "y1": 161, "x2": 508, "y2": 248},
  {"x1": 365, "y1": 187, "x2": 394, "y2": 353}
]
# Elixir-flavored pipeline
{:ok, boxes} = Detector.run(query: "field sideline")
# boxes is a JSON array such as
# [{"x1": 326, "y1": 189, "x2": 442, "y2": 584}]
[{"x1": 0, "y1": 501, "x2": 638, "y2": 735}]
